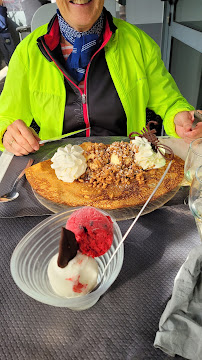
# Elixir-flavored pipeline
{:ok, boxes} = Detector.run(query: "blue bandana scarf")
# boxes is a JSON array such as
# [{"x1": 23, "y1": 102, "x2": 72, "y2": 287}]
[{"x1": 57, "y1": 9, "x2": 104, "y2": 82}]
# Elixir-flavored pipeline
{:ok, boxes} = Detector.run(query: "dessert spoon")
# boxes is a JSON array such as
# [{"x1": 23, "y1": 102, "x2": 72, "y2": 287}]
[
  {"x1": 0, "y1": 158, "x2": 34, "y2": 202},
  {"x1": 92, "y1": 160, "x2": 173, "y2": 292}
]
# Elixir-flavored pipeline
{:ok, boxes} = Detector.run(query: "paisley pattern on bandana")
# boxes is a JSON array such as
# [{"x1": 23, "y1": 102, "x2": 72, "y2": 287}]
[{"x1": 57, "y1": 9, "x2": 104, "y2": 82}]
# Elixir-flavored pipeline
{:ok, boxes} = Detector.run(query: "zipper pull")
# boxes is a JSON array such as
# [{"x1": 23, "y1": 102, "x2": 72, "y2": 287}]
[{"x1": 82, "y1": 93, "x2": 86, "y2": 104}]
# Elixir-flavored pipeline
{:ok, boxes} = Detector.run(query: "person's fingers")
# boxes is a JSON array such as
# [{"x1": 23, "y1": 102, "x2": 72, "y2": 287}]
[
  {"x1": 183, "y1": 122, "x2": 192, "y2": 133},
  {"x1": 189, "y1": 110, "x2": 195, "y2": 121},
  {"x1": 182, "y1": 112, "x2": 193, "y2": 132},
  {"x1": 3, "y1": 131, "x2": 31, "y2": 156},
  {"x1": 174, "y1": 111, "x2": 190, "y2": 126},
  {"x1": 185, "y1": 122, "x2": 202, "y2": 135},
  {"x1": 7, "y1": 129, "x2": 36, "y2": 154},
  {"x1": 3, "y1": 120, "x2": 40, "y2": 155},
  {"x1": 182, "y1": 123, "x2": 202, "y2": 143},
  {"x1": 30, "y1": 127, "x2": 41, "y2": 141},
  {"x1": 11, "y1": 120, "x2": 40, "y2": 152},
  {"x1": 174, "y1": 111, "x2": 193, "y2": 133},
  {"x1": 3, "y1": 135, "x2": 29, "y2": 156},
  {"x1": 29, "y1": 127, "x2": 45, "y2": 148}
]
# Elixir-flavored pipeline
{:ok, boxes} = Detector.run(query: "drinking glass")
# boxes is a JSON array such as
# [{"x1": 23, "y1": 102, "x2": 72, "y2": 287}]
[
  {"x1": 189, "y1": 165, "x2": 202, "y2": 241},
  {"x1": 184, "y1": 138, "x2": 202, "y2": 183}
]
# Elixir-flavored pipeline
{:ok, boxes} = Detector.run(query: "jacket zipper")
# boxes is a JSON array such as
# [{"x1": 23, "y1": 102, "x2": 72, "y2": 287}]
[
  {"x1": 40, "y1": 41, "x2": 87, "y2": 129},
  {"x1": 82, "y1": 28, "x2": 113, "y2": 137},
  {"x1": 40, "y1": 26, "x2": 112, "y2": 137},
  {"x1": 81, "y1": 93, "x2": 90, "y2": 137}
]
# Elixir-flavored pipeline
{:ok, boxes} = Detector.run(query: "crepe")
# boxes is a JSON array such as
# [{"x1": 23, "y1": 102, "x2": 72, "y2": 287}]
[{"x1": 25, "y1": 141, "x2": 184, "y2": 210}]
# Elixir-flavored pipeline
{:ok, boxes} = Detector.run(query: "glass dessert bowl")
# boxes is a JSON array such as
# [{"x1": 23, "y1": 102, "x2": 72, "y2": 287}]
[{"x1": 10, "y1": 208, "x2": 124, "y2": 310}]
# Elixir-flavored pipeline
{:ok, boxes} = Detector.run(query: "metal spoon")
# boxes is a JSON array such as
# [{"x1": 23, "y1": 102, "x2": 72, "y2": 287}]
[
  {"x1": 0, "y1": 158, "x2": 34, "y2": 202},
  {"x1": 192, "y1": 110, "x2": 202, "y2": 128}
]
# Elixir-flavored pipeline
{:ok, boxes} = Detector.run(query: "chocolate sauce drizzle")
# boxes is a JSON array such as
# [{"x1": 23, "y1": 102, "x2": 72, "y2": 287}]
[{"x1": 129, "y1": 121, "x2": 174, "y2": 160}]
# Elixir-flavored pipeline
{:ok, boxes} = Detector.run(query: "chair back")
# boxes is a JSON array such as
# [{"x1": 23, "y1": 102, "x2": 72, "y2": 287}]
[{"x1": 31, "y1": 3, "x2": 58, "y2": 32}]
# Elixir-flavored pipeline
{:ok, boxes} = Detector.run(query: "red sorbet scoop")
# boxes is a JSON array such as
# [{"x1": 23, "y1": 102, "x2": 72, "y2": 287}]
[{"x1": 66, "y1": 207, "x2": 113, "y2": 257}]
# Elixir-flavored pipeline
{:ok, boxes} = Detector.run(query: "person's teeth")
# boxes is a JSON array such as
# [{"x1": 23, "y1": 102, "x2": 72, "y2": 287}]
[{"x1": 72, "y1": 0, "x2": 90, "y2": 4}]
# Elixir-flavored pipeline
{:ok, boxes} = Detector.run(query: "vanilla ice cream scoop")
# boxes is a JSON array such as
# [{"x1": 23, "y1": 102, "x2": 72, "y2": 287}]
[{"x1": 48, "y1": 252, "x2": 98, "y2": 298}]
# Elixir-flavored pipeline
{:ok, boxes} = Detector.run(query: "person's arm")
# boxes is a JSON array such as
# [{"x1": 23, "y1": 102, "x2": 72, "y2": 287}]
[
  {"x1": 143, "y1": 34, "x2": 201, "y2": 142},
  {"x1": 0, "y1": 44, "x2": 40, "y2": 155}
]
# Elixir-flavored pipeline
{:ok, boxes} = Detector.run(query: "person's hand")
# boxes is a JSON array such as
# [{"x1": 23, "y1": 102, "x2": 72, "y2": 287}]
[
  {"x1": 174, "y1": 110, "x2": 202, "y2": 143},
  {"x1": 2, "y1": 119, "x2": 41, "y2": 156}
]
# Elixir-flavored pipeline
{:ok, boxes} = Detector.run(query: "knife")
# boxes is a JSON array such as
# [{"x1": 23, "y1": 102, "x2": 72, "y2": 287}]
[
  {"x1": 39, "y1": 127, "x2": 90, "y2": 144},
  {"x1": 0, "y1": 127, "x2": 90, "y2": 183}
]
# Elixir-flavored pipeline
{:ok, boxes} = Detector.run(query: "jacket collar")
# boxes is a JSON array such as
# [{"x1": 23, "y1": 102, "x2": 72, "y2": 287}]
[{"x1": 39, "y1": 7, "x2": 117, "y2": 52}]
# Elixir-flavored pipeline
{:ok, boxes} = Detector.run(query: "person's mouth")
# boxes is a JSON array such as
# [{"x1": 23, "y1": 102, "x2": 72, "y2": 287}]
[{"x1": 70, "y1": 0, "x2": 92, "y2": 5}]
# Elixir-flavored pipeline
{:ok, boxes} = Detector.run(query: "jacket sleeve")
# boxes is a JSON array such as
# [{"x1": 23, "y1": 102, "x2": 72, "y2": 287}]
[
  {"x1": 0, "y1": 44, "x2": 33, "y2": 151},
  {"x1": 144, "y1": 36, "x2": 194, "y2": 137}
]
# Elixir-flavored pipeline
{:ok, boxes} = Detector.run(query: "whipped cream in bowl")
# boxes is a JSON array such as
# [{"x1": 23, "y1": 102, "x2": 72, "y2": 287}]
[{"x1": 51, "y1": 144, "x2": 87, "y2": 183}]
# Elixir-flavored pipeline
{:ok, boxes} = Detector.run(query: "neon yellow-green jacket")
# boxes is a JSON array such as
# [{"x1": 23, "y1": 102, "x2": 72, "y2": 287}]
[{"x1": 0, "y1": 15, "x2": 194, "y2": 151}]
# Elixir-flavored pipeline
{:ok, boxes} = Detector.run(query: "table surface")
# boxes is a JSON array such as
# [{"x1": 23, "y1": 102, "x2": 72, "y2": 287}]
[
  {"x1": 1, "y1": 205, "x2": 200, "y2": 360},
  {"x1": 0, "y1": 138, "x2": 199, "y2": 360}
]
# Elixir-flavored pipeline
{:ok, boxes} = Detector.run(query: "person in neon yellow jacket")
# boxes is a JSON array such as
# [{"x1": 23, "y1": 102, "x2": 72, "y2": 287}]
[{"x1": 0, "y1": 0, "x2": 201, "y2": 156}]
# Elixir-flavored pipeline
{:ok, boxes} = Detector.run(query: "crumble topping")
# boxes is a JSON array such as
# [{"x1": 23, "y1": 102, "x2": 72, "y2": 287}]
[{"x1": 78, "y1": 141, "x2": 145, "y2": 188}]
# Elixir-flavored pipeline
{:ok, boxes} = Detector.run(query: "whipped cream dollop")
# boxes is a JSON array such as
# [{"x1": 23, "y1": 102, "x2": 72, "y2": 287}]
[
  {"x1": 131, "y1": 137, "x2": 166, "y2": 170},
  {"x1": 51, "y1": 144, "x2": 87, "y2": 182}
]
